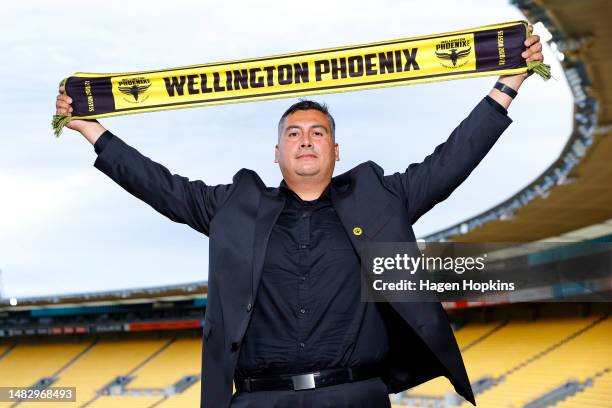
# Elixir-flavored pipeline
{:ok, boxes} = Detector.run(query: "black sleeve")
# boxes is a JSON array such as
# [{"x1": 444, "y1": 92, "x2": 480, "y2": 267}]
[
  {"x1": 92, "y1": 132, "x2": 236, "y2": 236},
  {"x1": 383, "y1": 97, "x2": 512, "y2": 224},
  {"x1": 484, "y1": 95, "x2": 508, "y2": 116},
  {"x1": 94, "y1": 131, "x2": 114, "y2": 155}
]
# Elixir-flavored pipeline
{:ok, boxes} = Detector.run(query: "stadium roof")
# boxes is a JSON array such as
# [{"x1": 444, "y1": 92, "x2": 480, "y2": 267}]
[
  {"x1": 424, "y1": 0, "x2": 612, "y2": 242},
  {"x1": 0, "y1": 281, "x2": 207, "y2": 310}
]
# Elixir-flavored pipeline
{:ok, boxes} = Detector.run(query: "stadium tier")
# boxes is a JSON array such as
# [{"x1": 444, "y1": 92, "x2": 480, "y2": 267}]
[
  {"x1": 126, "y1": 338, "x2": 201, "y2": 389},
  {"x1": 554, "y1": 368, "x2": 612, "y2": 408},
  {"x1": 395, "y1": 322, "x2": 504, "y2": 398},
  {"x1": 85, "y1": 396, "x2": 163, "y2": 408},
  {"x1": 0, "y1": 342, "x2": 91, "y2": 395},
  {"x1": 0, "y1": 336, "x2": 201, "y2": 408},
  {"x1": 0, "y1": 344, "x2": 11, "y2": 358},
  {"x1": 1, "y1": 313, "x2": 609, "y2": 408},
  {"x1": 391, "y1": 314, "x2": 612, "y2": 408},
  {"x1": 458, "y1": 316, "x2": 611, "y2": 407}
]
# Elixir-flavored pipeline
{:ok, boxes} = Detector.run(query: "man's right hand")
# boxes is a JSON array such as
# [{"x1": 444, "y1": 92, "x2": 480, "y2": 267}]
[{"x1": 56, "y1": 85, "x2": 107, "y2": 145}]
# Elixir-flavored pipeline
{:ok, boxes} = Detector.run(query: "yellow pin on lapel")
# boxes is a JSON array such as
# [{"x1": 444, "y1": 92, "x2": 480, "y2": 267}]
[{"x1": 353, "y1": 227, "x2": 362, "y2": 236}]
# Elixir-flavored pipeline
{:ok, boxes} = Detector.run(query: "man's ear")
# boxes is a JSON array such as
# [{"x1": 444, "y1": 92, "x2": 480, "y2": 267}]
[
  {"x1": 335, "y1": 143, "x2": 340, "y2": 161},
  {"x1": 274, "y1": 144, "x2": 279, "y2": 163}
]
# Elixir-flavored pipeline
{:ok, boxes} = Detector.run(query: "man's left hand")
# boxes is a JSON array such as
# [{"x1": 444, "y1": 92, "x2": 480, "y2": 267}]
[{"x1": 499, "y1": 24, "x2": 544, "y2": 90}]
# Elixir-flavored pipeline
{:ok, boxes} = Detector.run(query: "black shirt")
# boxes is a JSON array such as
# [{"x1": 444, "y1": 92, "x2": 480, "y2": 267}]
[{"x1": 235, "y1": 182, "x2": 389, "y2": 377}]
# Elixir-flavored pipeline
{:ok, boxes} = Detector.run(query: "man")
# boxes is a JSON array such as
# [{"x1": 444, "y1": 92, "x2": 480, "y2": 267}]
[{"x1": 55, "y1": 29, "x2": 543, "y2": 408}]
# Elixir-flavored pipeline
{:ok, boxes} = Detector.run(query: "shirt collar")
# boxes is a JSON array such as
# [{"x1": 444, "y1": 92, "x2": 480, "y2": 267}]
[{"x1": 279, "y1": 180, "x2": 332, "y2": 203}]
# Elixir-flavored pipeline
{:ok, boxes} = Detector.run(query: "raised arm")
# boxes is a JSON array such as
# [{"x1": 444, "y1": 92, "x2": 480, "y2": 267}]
[
  {"x1": 383, "y1": 25, "x2": 543, "y2": 224},
  {"x1": 384, "y1": 96, "x2": 512, "y2": 224},
  {"x1": 55, "y1": 86, "x2": 234, "y2": 236}
]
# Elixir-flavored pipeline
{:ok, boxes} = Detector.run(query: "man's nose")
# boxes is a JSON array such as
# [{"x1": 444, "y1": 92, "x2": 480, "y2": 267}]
[{"x1": 300, "y1": 133, "x2": 313, "y2": 148}]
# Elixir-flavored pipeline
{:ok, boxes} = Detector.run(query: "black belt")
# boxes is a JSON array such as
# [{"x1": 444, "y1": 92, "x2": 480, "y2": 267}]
[{"x1": 235, "y1": 363, "x2": 384, "y2": 392}]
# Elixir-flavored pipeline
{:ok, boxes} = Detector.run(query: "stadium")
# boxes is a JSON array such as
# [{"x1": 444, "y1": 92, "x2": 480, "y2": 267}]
[{"x1": 1, "y1": 0, "x2": 611, "y2": 407}]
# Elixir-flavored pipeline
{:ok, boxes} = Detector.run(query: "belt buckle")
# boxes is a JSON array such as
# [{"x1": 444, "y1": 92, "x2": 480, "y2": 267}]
[{"x1": 291, "y1": 373, "x2": 316, "y2": 391}]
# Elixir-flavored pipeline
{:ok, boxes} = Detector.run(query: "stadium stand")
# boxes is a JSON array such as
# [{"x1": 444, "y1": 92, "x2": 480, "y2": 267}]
[
  {"x1": 15, "y1": 339, "x2": 173, "y2": 407},
  {"x1": 2, "y1": 313, "x2": 608, "y2": 408},
  {"x1": 126, "y1": 338, "x2": 201, "y2": 389},
  {"x1": 154, "y1": 380, "x2": 202, "y2": 408},
  {"x1": 0, "y1": 344, "x2": 11, "y2": 356},
  {"x1": 393, "y1": 314, "x2": 612, "y2": 407},
  {"x1": 86, "y1": 396, "x2": 163, "y2": 408},
  {"x1": 398, "y1": 322, "x2": 505, "y2": 399},
  {"x1": 456, "y1": 315, "x2": 611, "y2": 407},
  {"x1": 554, "y1": 367, "x2": 612, "y2": 408},
  {"x1": 0, "y1": 335, "x2": 203, "y2": 408},
  {"x1": 0, "y1": 342, "x2": 93, "y2": 408}
]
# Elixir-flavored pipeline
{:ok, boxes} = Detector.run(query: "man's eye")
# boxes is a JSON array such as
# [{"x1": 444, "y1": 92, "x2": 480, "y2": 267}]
[
  {"x1": 288, "y1": 132, "x2": 298, "y2": 137},
  {"x1": 314, "y1": 132, "x2": 322, "y2": 136}
]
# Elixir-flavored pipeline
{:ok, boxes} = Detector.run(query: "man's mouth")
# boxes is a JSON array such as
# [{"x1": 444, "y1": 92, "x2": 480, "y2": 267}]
[{"x1": 297, "y1": 153, "x2": 317, "y2": 159}]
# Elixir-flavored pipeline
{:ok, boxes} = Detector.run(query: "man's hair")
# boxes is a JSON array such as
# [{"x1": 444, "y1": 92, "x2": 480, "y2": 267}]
[{"x1": 277, "y1": 99, "x2": 336, "y2": 142}]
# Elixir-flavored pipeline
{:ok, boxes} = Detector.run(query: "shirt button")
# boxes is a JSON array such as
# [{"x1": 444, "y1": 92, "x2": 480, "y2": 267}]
[
  {"x1": 301, "y1": 212, "x2": 308, "y2": 218},
  {"x1": 300, "y1": 276, "x2": 307, "y2": 282},
  {"x1": 299, "y1": 342, "x2": 305, "y2": 348},
  {"x1": 300, "y1": 308, "x2": 306, "y2": 314},
  {"x1": 246, "y1": 303, "x2": 252, "y2": 312}
]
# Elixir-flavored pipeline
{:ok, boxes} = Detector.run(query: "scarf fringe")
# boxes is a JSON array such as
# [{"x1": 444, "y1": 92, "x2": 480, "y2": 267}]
[
  {"x1": 52, "y1": 113, "x2": 72, "y2": 138},
  {"x1": 52, "y1": 78, "x2": 71, "y2": 137},
  {"x1": 528, "y1": 60, "x2": 551, "y2": 80}
]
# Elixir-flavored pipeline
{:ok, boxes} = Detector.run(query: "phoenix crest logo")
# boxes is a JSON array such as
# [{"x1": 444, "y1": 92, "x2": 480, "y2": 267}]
[
  {"x1": 118, "y1": 77, "x2": 151, "y2": 103},
  {"x1": 435, "y1": 38, "x2": 472, "y2": 69}
]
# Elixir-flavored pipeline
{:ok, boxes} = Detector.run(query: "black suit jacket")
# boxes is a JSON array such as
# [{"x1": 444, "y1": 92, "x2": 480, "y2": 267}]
[{"x1": 93, "y1": 97, "x2": 512, "y2": 407}]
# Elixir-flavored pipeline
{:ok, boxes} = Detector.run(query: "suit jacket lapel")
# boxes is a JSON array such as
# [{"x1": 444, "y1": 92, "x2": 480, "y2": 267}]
[
  {"x1": 330, "y1": 174, "x2": 419, "y2": 312},
  {"x1": 330, "y1": 174, "x2": 368, "y2": 254},
  {"x1": 251, "y1": 189, "x2": 285, "y2": 300}
]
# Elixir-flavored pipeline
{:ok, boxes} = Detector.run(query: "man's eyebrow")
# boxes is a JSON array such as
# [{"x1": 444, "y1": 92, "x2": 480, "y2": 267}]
[{"x1": 284, "y1": 124, "x2": 329, "y2": 132}]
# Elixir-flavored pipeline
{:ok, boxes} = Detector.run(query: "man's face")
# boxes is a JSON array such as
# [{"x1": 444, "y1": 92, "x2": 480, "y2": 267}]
[{"x1": 275, "y1": 109, "x2": 339, "y2": 179}]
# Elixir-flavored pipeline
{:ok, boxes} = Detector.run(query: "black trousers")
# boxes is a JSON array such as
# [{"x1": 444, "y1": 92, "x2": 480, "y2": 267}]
[{"x1": 230, "y1": 377, "x2": 391, "y2": 408}]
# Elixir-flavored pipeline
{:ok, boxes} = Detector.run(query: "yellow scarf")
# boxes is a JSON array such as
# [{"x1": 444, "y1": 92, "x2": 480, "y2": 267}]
[{"x1": 53, "y1": 20, "x2": 549, "y2": 136}]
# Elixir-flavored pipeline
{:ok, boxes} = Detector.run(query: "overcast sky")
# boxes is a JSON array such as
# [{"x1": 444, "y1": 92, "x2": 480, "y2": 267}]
[{"x1": 0, "y1": 0, "x2": 572, "y2": 298}]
